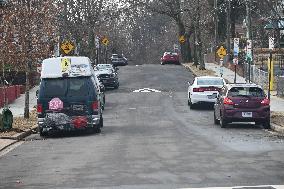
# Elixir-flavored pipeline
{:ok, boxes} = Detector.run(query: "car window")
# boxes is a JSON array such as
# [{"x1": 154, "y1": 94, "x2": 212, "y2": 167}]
[
  {"x1": 68, "y1": 78, "x2": 89, "y2": 97},
  {"x1": 41, "y1": 77, "x2": 91, "y2": 98},
  {"x1": 43, "y1": 78, "x2": 67, "y2": 97},
  {"x1": 197, "y1": 78, "x2": 224, "y2": 85},
  {"x1": 228, "y1": 87, "x2": 265, "y2": 97}
]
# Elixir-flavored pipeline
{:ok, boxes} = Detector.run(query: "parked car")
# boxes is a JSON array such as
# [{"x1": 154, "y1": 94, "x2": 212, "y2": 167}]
[
  {"x1": 110, "y1": 54, "x2": 128, "y2": 66},
  {"x1": 188, "y1": 76, "x2": 225, "y2": 109},
  {"x1": 96, "y1": 64, "x2": 118, "y2": 73},
  {"x1": 94, "y1": 66, "x2": 119, "y2": 89},
  {"x1": 213, "y1": 83, "x2": 270, "y2": 128},
  {"x1": 161, "y1": 52, "x2": 180, "y2": 65},
  {"x1": 37, "y1": 56, "x2": 104, "y2": 136},
  {"x1": 93, "y1": 73, "x2": 106, "y2": 111}
]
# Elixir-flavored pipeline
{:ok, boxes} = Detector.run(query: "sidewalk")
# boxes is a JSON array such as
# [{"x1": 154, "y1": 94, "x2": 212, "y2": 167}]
[
  {"x1": 205, "y1": 62, "x2": 284, "y2": 112},
  {"x1": 0, "y1": 86, "x2": 38, "y2": 151},
  {"x1": 0, "y1": 86, "x2": 38, "y2": 117}
]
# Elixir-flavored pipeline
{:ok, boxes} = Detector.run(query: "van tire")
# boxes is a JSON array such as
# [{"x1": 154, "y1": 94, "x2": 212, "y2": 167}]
[
  {"x1": 99, "y1": 115, "x2": 104, "y2": 128},
  {"x1": 39, "y1": 128, "x2": 48, "y2": 137}
]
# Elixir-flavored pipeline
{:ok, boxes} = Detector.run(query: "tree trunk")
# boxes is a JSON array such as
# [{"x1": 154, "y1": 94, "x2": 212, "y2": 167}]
[
  {"x1": 196, "y1": 0, "x2": 205, "y2": 70},
  {"x1": 24, "y1": 67, "x2": 30, "y2": 119},
  {"x1": 177, "y1": 18, "x2": 192, "y2": 63}
]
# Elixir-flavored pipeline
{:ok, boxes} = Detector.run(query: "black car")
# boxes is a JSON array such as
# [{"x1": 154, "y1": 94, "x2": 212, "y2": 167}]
[
  {"x1": 111, "y1": 54, "x2": 128, "y2": 66},
  {"x1": 96, "y1": 69, "x2": 119, "y2": 89}
]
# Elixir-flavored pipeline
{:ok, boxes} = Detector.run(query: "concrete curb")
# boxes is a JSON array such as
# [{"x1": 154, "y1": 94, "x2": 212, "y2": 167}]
[
  {"x1": 0, "y1": 125, "x2": 38, "y2": 152},
  {"x1": 0, "y1": 140, "x2": 18, "y2": 152},
  {"x1": 271, "y1": 123, "x2": 284, "y2": 134},
  {"x1": 182, "y1": 63, "x2": 197, "y2": 77}
]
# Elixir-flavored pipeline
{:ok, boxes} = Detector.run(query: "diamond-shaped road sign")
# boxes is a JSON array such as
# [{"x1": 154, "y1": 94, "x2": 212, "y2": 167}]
[
  {"x1": 216, "y1": 46, "x2": 227, "y2": 59},
  {"x1": 179, "y1": 35, "x2": 186, "y2": 44},
  {"x1": 60, "y1": 41, "x2": 75, "y2": 55},
  {"x1": 102, "y1": 37, "x2": 109, "y2": 46}
]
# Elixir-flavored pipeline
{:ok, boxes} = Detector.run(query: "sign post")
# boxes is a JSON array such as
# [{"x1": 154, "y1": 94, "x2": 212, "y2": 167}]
[
  {"x1": 268, "y1": 36, "x2": 275, "y2": 100},
  {"x1": 233, "y1": 38, "x2": 239, "y2": 83},
  {"x1": 246, "y1": 40, "x2": 252, "y2": 82},
  {"x1": 216, "y1": 45, "x2": 227, "y2": 77}
]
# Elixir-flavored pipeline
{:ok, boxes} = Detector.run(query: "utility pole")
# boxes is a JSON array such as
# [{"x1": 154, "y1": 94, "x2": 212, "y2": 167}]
[
  {"x1": 226, "y1": 0, "x2": 231, "y2": 63},
  {"x1": 214, "y1": 0, "x2": 218, "y2": 51},
  {"x1": 246, "y1": 0, "x2": 253, "y2": 82}
]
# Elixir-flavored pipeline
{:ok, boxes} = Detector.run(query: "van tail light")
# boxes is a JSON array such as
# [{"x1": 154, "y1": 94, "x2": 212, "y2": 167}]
[
  {"x1": 261, "y1": 98, "x2": 270, "y2": 106},
  {"x1": 37, "y1": 104, "x2": 43, "y2": 113},
  {"x1": 223, "y1": 97, "x2": 234, "y2": 105},
  {"x1": 92, "y1": 101, "x2": 99, "y2": 111}
]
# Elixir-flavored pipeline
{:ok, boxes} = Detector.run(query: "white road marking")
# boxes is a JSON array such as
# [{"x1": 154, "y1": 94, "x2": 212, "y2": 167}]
[
  {"x1": 133, "y1": 88, "x2": 161, "y2": 93},
  {"x1": 179, "y1": 185, "x2": 284, "y2": 189}
]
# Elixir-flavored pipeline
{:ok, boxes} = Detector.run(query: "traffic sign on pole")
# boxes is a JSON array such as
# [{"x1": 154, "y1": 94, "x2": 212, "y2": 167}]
[
  {"x1": 101, "y1": 37, "x2": 109, "y2": 46},
  {"x1": 233, "y1": 38, "x2": 239, "y2": 56},
  {"x1": 216, "y1": 46, "x2": 227, "y2": 59},
  {"x1": 179, "y1": 35, "x2": 186, "y2": 44},
  {"x1": 60, "y1": 41, "x2": 75, "y2": 55}
]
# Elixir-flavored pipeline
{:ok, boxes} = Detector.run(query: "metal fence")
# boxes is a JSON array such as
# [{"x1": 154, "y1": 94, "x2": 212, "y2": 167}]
[{"x1": 243, "y1": 63, "x2": 269, "y2": 89}]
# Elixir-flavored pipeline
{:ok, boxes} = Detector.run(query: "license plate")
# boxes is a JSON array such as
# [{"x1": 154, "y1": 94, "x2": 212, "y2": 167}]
[
  {"x1": 242, "y1": 112, "x2": 252, "y2": 118},
  {"x1": 208, "y1": 93, "x2": 217, "y2": 99},
  {"x1": 72, "y1": 105, "x2": 84, "y2": 111}
]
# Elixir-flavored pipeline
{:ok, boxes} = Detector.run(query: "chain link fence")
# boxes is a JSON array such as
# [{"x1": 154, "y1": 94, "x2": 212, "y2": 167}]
[{"x1": 243, "y1": 63, "x2": 269, "y2": 89}]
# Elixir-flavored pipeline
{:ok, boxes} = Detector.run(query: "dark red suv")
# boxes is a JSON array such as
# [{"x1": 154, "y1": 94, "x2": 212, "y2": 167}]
[{"x1": 214, "y1": 83, "x2": 270, "y2": 129}]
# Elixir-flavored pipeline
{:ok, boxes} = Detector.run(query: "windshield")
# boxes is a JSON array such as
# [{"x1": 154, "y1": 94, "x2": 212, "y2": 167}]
[
  {"x1": 42, "y1": 77, "x2": 90, "y2": 97},
  {"x1": 197, "y1": 78, "x2": 224, "y2": 85},
  {"x1": 228, "y1": 87, "x2": 265, "y2": 97}
]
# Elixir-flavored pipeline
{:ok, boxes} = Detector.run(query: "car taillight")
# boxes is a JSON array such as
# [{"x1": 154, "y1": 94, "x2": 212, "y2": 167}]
[
  {"x1": 37, "y1": 104, "x2": 43, "y2": 113},
  {"x1": 92, "y1": 101, "x2": 99, "y2": 111},
  {"x1": 193, "y1": 88, "x2": 205, "y2": 92},
  {"x1": 261, "y1": 98, "x2": 270, "y2": 106},
  {"x1": 223, "y1": 97, "x2": 234, "y2": 105}
]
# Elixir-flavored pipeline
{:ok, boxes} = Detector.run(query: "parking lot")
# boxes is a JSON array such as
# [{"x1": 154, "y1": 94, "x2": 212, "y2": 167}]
[{"x1": 1, "y1": 64, "x2": 284, "y2": 189}]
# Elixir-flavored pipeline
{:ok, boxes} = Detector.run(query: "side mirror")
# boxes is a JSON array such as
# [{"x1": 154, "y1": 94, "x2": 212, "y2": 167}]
[
  {"x1": 115, "y1": 67, "x2": 119, "y2": 71},
  {"x1": 188, "y1": 81, "x2": 192, "y2": 86}
]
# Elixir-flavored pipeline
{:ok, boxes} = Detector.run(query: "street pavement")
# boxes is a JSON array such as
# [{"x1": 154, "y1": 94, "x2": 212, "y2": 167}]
[
  {"x1": 0, "y1": 64, "x2": 284, "y2": 189},
  {"x1": 206, "y1": 63, "x2": 284, "y2": 112}
]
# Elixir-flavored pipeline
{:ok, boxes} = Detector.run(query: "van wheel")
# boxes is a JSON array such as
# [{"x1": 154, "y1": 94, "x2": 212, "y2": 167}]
[
  {"x1": 263, "y1": 118, "x2": 271, "y2": 129},
  {"x1": 214, "y1": 111, "x2": 219, "y2": 125},
  {"x1": 99, "y1": 115, "x2": 104, "y2": 128},
  {"x1": 39, "y1": 127, "x2": 48, "y2": 137}
]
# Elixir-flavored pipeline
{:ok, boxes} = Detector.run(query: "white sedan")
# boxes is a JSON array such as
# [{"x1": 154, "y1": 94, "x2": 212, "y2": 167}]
[{"x1": 187, "y1": 76, "x2": 225, "y2": 109}]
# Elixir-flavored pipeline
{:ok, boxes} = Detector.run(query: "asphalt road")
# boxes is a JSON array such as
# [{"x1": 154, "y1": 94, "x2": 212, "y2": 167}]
[{"x1": 0, "y1": 64, "x2": 284, "y2": 189}]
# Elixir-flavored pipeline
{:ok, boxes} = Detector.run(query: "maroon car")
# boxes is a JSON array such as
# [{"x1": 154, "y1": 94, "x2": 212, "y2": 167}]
[
  {"x1": 161, "y1": 52, "x2": 180, "y2": 65},
  {"x1": 214, "y1": 83, "x2": 270, "y2": 129}
]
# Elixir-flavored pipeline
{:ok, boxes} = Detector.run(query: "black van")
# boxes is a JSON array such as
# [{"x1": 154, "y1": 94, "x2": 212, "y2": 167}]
[{"x1": 37, "y1": 76, "x2": 103, "y2": 136}]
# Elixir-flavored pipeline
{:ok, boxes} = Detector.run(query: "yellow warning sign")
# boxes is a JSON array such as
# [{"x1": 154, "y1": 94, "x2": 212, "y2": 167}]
[
  {"x1": 216, "y1": 46, "x2": 227, "y2": 58},
  {"x1": 61, "y1": 58, "x2": 71, "y2": 73},
  {"x1": 102, "y1": 37, "x2": 109, "y2": 46},
  {"x1": 179, "y1": 35, "x2": 186, "y2": 44},
  {"x1": 60, "y1": 41, "x2": 75, "y2": 55}
]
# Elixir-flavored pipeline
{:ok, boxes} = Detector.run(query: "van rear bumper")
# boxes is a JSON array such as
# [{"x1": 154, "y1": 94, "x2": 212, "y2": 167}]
[{"x1": 38, "y1": 115, "x2": 100, "y2": 131}]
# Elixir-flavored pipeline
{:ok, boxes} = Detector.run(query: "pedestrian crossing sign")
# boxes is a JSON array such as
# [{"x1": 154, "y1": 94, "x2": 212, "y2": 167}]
[{"x1": 217, "y1": 46, "x2": 227, "y2": 58}]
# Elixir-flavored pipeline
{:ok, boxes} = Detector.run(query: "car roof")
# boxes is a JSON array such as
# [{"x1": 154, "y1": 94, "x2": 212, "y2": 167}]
[
  {"x1": 225, "y1": 83, "x2": 262, "y2": 89},
  {"x1": 196, "y1": 76, "x2": 224, "y2": 79}
]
